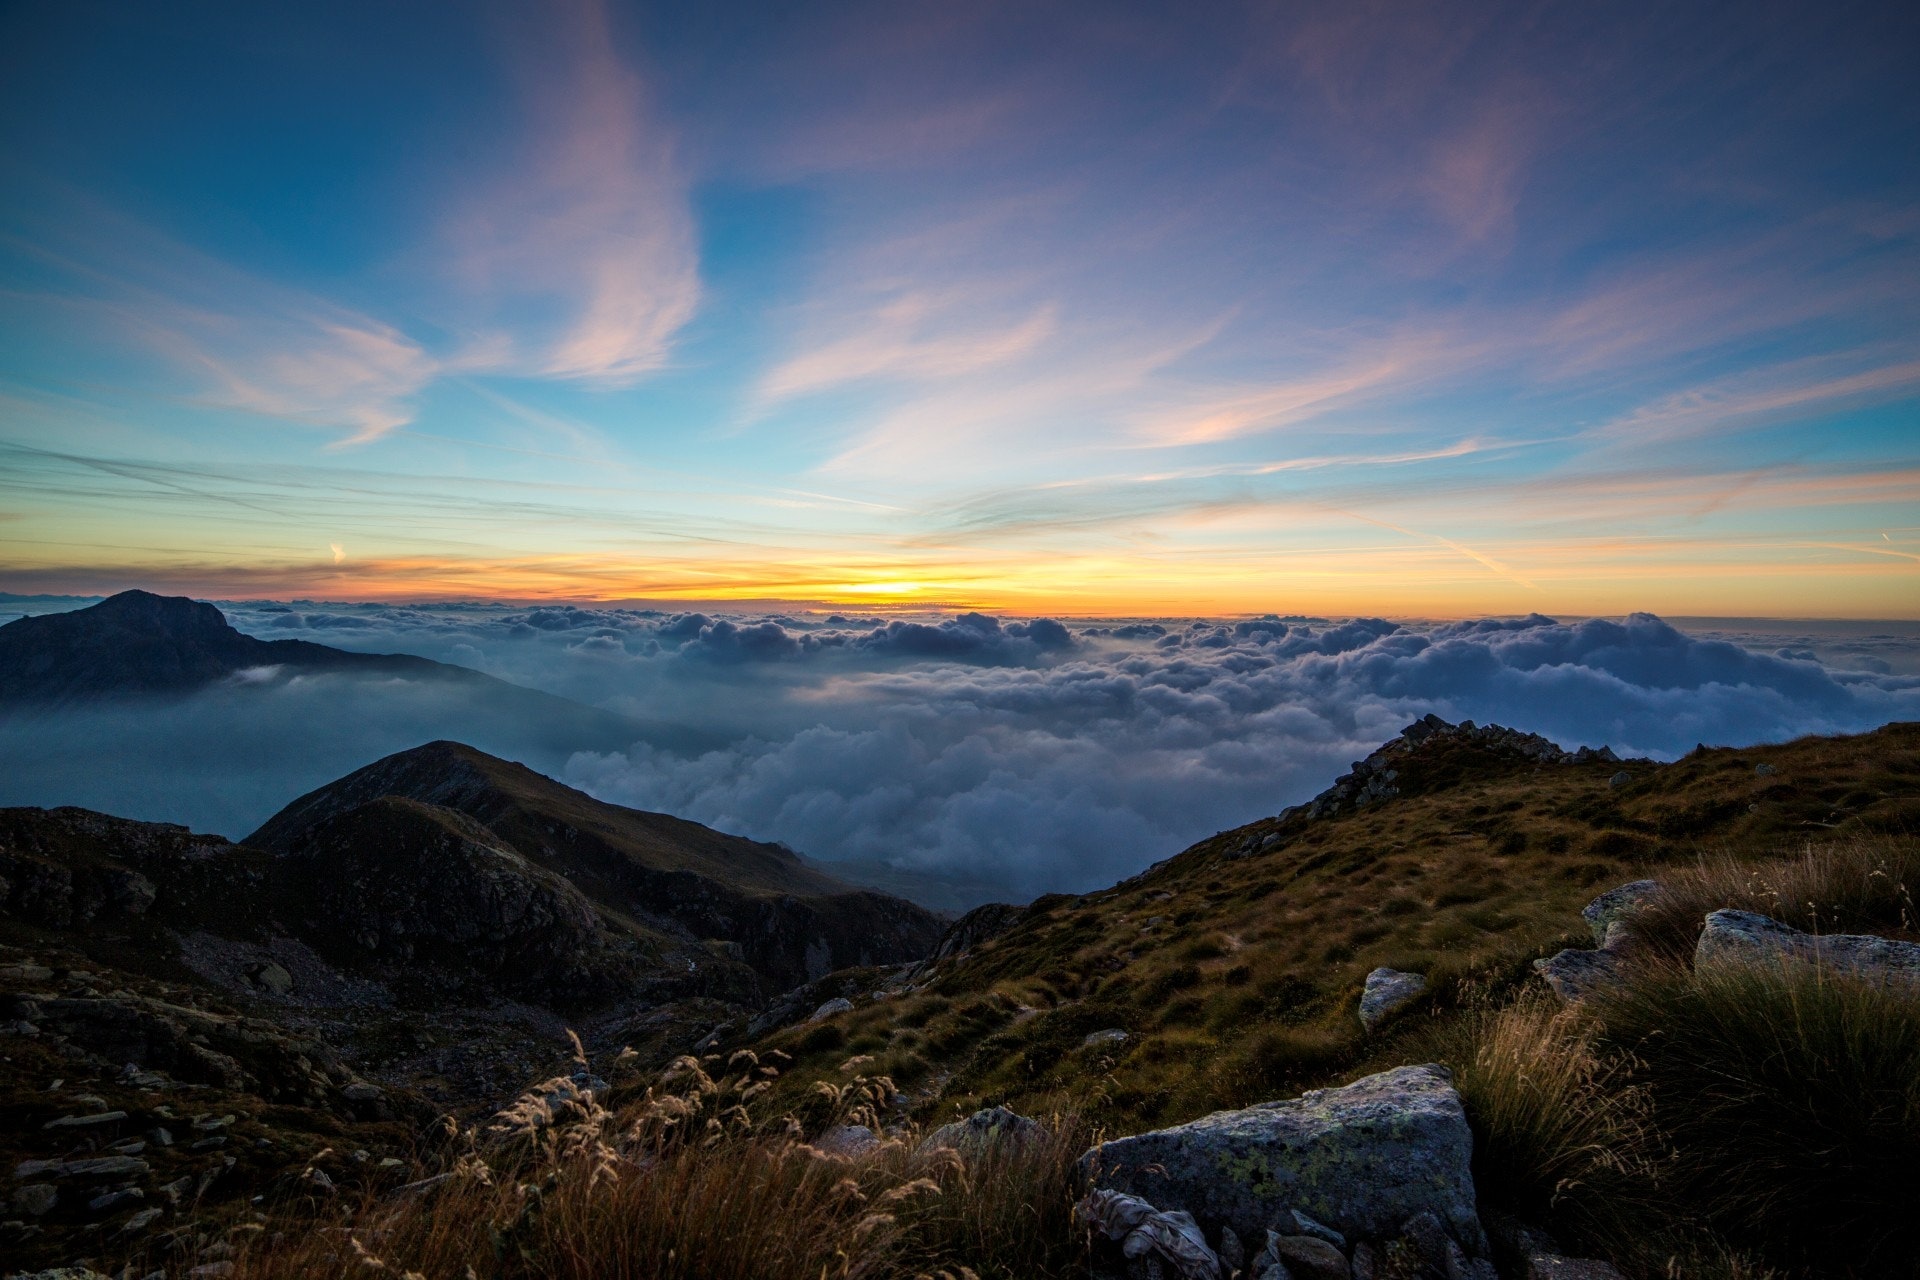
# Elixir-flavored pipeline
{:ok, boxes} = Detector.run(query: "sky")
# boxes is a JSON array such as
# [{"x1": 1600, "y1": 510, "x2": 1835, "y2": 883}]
[{"x1": 1, "y1": 0, "x2": 1917, "y2": 616}]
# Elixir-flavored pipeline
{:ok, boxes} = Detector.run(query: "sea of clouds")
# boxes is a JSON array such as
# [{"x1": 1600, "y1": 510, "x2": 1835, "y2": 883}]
[
  {"x1": 231, "y1": 604, "x2": 1920, "y2": 900},
  {"x1": 3, "y1": 596, "x2": 1916, "y2": 905}
]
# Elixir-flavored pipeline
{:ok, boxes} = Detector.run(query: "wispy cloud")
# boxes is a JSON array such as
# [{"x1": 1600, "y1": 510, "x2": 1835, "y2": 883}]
[
  {"x1": 442, "y1": 0, "x2": 700, "y2": 383},
  {"x1": 758, "y1": 292, "x2": 1057, "y2": 403}
]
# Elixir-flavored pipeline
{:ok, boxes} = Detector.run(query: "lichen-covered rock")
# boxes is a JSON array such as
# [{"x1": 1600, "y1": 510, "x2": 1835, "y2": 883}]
[
  {"x1": 920, "y1": 1105, "x2": 1045, "y2": 1155},
  {"x1": 1080, "y1": 1063, "x2": 1485, "y2": 1254},
  {"x1": 1358, "y1": 968, "x2": 1426, "y2": 1031},
  {"x1": 815, "y1": 1124, "x2": 880, "y2": 1156},
  {"x1": 1695, "y1": 909, "x2": 1920, "y2": 985},
  {"x1": 1533, "y1": 948, "x2": 1622, "y2": 1002},
  {"x1": 1580, "y1": 880, "x2": 1661, "y2": 946}
]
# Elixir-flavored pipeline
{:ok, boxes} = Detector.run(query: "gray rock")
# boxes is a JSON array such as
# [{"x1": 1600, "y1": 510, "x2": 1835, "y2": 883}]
[
  {"x1": 1358, "y1": 968, "x2": 1426, "y2": 1031},
  {"x1": 816, "y1": 1124, "x2": 880, "y2": 1156},
  {"x1": 1532, "y1": 948, "x2": 1622, "y2": 1002},
  {"x1": 6, "y1": 1270, "x2": 114, "y2": 1280},
  {"x1": 1754, "y1": 762, "x2": 1777, "y2": 777},
  {"x1": 11, "y1": 1182, "x2": 57, "y2": 1216},
  {"x1": 1270, "y1": 1234, "x2": 1348, "y2": 1280},
  {"x1": 1349, "y1": 1242, "x2": 1377, "y2": 1280},
  {"x1": 88, "y1": 1186, "x2": 143, "y2": 1212},
  {"x1": 1289, "y1": 1209, "x2": 1346, "y2": 1249},
  {"x1": 1217, "y1": 1225, "x2": 1246, "y2": 1273},
  {"x1": 341, "y1": 1082, "x2": 383, "y2": 1101},
  {"x1": 12, "y1": 1155, "x2": 149, "y2": 1180},
  {"x1": 1084, "y1": 1028, "x2": 1131, "y2": 1048},
  {"x1": 1526, "y1": 1255, "x2": 1627, "y2": 1280},
  {"x1": 43, "y1": 1110, "x2": 127, "y2": 1129},
  {"x1": 245, "y1": 961, "x2": 293, "y2": 995},
  {"x1": 809, "y1": 996, "x2": 854, "y2": 1021},
  {"x1": 920, "y1": 1105, "x2": 1044, "y2": 1155},
  {"x1": 1081, "y1": 1064, "x2": 1484, "y2": 1253},
  {"x1": 1695, "y1": 909, "x2": 1920, "y2": 985},
  {"x1": 1250, "y1": 1231, "x2": 1297, "y2": 1280},
  {"x1": 120, "y1": 1204, "x2": 164, "y2": 1234},
  {"x1": 1607, "y1": 771, "x2": 1632, "y2": 789},
  {"x1": 1580, "y1": 880, "x2": 1662, "y2": 946}
]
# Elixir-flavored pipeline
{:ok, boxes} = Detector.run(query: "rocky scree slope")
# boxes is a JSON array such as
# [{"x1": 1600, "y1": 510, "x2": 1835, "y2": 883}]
[{"x1": 741, "y1": 716, "x2": 1920, "y2": 1133}]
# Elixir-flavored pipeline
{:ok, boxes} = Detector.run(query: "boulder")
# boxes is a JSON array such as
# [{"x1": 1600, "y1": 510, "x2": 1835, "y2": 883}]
[
  {"x1": 920, "y1": 1104, "x2": 1044, "y2": 1155},
  {"x1": 11, "y1": 1182, "x2": 57, "y2": 1216},
  {"x1": 1695, "y1": 909, "x2": 1920, "y2": 985},
  {"x1": 816, "y1": 1124, "x2": 880, "y2": 1157},
  {"x1": 809, "y1": 996, "x2": 854, "y2": 1021},
  {"x1": 1580, "y1": 880, "x2": 1661, "y2": 946},
  {"x1": 1084, "y1": 1027, "x2": 1131, "y2": 1048},
  {"x1": 1532, "y1": 948, "x2": 1622, "y2": 1002},
  {"x1": 1607, "y1": 771, "x2": 1632, "y2": 789},
  {"x1": 1358, "y1": 968, "x2": 1426, "y2": 1031},
  {"x1": 1081, "y1": 1063, "x2": 1485, "y2": 1254},
  {"x1": 1270, "y1": 1233, "x2": 1349, "y2": 1279}
]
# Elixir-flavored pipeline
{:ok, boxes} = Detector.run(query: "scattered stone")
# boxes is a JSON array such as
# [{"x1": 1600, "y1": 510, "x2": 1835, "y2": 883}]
[
  {"x1": 6, "y1": 1269, "x2": 113, "y2": 1280},
  {"x1": 1289, "y1": 1210, "x2": 1346, "y2": 1250},
  {"x1": 88, "y1": 1186, "x2": 144, "y2": 1212},
  {"x1": 13, "y1": 1156, "x2": 149, "y2": 1180},
  {"x1": 1580, "y1": 880, "x2": 1662, "y2": 946},
  {"x1": 43, "y1": 1110, "x2": 127, "y2": 1129},
  {"x1": 1084, "y1": 1028, "x2": 1130, "y2": 1048},
  {"x1": 809, "y1": 997, "x2": 854, "y2": 1021},
  {"x1": 189, "y1": 1136, "x2": 228, "y2": 1152},
  {"x1": 119, "y1": 1205, "x2": 164, "y2": 1234},
  {"x1": 1270, "y1": 1233, "x2": 1349, "y2": 1280},
  {"x1": 1695, "y1": 909, "x2": 1920, "y2": 986},
  {"x1": 815, "y1": 1124, "x2": 880, "y2": 1157},
  {"x1": 1217, "y1": 1225, "x2": 1246, "y2": 1273},
  {"x1": 1754, "y1": 763, "x2": 1777, "y2": 777},
  {"x1": 1350, "y1": 1242, "x2": 1378, "y2": 1280},
  {"x1": 244, "y1": 961, "x2": 294, "y2": 995},
  {"x1": 1358, "y1": 968, "x2": 1426, "y2": 1031},
  {"x1": 1607, "y1": 771, "x2": 1632, "y2": 789},
  {"x1": 1077, "y1": 1188, "x2": 1222, "y2": 1280},
  {"x1": 340, "y1": 1083, "x2": 383, "y2": 1102},
  {"x1": 11, "y1": 1183, "x2": 57, "y2": 1216},
  {"x1": 920, "y1": 1105, "x2": 1045, "y2": 1155},
  {"x1": 1526, "y1": 1255, "x2": 1627, "y2": 1280},
  {"x1": 148, "y1": 1128, "x2": 173, "y2": 1147},
  {"x1": 188, "y1": 1265, "x2": 234, "y2": 1278},
  {"x1": 1081, "y1": 1064, "x2": 1485, "y2": 1254},
  {"x1": 1533, "y1": 948, "x2": 1622, "y2": 1002}
]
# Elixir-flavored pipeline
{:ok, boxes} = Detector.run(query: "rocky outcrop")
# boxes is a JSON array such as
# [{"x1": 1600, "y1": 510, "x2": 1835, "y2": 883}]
[
  {"x1": 1533, "y1": 948, "x2": 1622, "y2": 1002},
  {"x1": 270, "y1": 797, "x2": 635, "y2": 1005},
  {"x1": 1269, "y1": 715, "x2": 1625, "y2": 827},
  {"x1": 919, "y1": 1105, "x2": 1045, "y2": 1155},
  {"x1": 1580, "y1": 880, "x2": 1661, "y2": 946},
  {"x1": 920, "y1": 901, "x2": 1027, "y2": 968},
  {"x1": 1695, "y1": 909, "x2": 1920, "y2": 985},
  {"x1": 1358, "y1": 968, "x2": 1426, "y2": 1031},
  {"x1": 1081, "y1": 1064, "x2": 1486, "y2": 1258}
]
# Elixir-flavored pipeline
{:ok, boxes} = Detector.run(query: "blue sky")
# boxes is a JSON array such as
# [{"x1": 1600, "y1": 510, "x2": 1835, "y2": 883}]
[{"x1": 1, "y1": 0, "x2": 1916, "y2": 615}]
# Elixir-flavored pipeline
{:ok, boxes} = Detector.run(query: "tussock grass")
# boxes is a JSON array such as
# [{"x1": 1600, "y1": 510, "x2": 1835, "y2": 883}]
[
  {"x1": 1594, "y1": 956, "x2": 1920, "y2": 1276},
  {"x1": 230, "y1": 1050, "x2": 1090, "y2": 1280},
  {"x1": 1447, "y1": 836, "x2": 1920, "y2": 1278},
  {"x1": 1441, "y1": 994, "x2": 1655, "y2": 1238}
]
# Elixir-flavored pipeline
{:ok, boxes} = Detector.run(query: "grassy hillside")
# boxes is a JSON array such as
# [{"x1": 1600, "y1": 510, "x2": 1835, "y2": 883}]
[{"x1": 741, "y1": 720, "x2": 1920, "y2": 1132}]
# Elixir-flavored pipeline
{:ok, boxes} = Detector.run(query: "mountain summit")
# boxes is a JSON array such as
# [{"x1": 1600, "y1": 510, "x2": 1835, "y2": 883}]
[{"x1": 0, "y1": 589, "x2": 449, "y2": 705}]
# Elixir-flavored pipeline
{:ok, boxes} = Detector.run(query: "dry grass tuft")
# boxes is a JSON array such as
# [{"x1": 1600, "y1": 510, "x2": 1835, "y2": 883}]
[
  {"x1": 1627, "y1": 837, "x2": 1919, "y2": 963},
  {"x1": 230, "y1": 1049, "x2": 1089, "y2": 1280}
]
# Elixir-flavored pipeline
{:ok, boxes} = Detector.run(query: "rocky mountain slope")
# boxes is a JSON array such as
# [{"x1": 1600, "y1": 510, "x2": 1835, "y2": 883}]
[
  {"x1": 0, "y1": 741, "x2": 944, "y2": 1271},
  {"x1": 742, "y1": 716, "x2": 1920, "y2": 1129}
]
